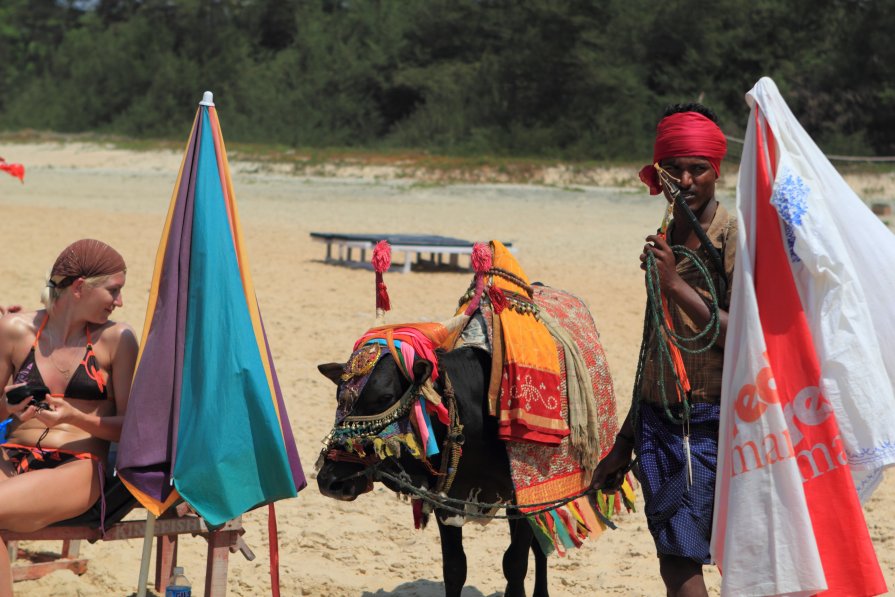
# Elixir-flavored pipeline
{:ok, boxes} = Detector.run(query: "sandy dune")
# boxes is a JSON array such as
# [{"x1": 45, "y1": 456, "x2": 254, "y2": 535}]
[{"x1": 0, "y1": 142, "x2": 892, "y2": 596}]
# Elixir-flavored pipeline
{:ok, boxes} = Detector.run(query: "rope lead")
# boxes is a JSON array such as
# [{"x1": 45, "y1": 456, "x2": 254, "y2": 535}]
[{"x1": 632, "y1": 245, "x2": 721, "y2": 427}]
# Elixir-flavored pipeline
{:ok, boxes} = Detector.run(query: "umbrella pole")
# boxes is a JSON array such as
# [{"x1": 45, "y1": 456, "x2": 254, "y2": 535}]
[{"x1": 136, "y1": 512, "x2": 157, "y2": 597}]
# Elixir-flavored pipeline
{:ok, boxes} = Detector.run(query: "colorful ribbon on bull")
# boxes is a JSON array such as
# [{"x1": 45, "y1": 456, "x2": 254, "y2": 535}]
[{"x1": 332, "y1": 323, "x2": 452, "y2": 461}]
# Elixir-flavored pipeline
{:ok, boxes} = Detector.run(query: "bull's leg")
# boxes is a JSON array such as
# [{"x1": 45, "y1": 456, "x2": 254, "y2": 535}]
[
  {"x1": 503, "y1": 514, "x2": 532, "y2": 597},
  {"x1": 436, "y1": 518, "x2": 466, "y2": 597},
  {"x1": 532, "y1": 533, "x2": 549, "y2": 597}
]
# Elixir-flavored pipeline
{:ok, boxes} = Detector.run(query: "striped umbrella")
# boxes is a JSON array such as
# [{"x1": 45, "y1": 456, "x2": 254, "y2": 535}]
[{"x1": 117, "y1": 91, "x2": 305, "y2": 528}]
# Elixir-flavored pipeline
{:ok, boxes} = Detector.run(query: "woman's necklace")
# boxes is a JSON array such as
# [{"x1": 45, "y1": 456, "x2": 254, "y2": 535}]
[{"x1": 42, "y1": 327, "x2": 81, "y2": 378}]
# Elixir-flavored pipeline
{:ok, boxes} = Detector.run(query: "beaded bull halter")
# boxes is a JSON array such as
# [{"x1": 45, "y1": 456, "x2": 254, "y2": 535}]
[
  {"x1": 321, "y1": 342, "x2": 425, "y2": 463},
  {"x1": 319, "y1": 324, "x2": 455, "y2": 471}
]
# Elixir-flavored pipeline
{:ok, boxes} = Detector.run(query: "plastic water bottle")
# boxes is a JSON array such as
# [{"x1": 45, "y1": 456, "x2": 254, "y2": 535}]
[{"x1": 165, "y1": 566, "x2": 192, "y2": 597}]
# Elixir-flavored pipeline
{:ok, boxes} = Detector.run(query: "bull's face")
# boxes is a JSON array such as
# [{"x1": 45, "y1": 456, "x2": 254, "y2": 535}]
[
  {"x1": 316, "y1": 350, "x2": 434, "y2": 502},
  {"x1": 315, "y1": 457, "x2": 372, "y2": 501}
]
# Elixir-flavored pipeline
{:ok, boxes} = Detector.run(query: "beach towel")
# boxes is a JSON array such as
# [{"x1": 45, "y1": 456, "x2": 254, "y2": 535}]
[{"x1": 711, "y1": 77, "x2": 888, "y2": 597}]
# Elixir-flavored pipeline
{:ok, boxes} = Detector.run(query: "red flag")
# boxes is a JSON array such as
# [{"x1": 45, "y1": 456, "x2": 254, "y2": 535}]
[
  {"x1": 752, "y1": 111, "x2": 884, "y2": 596},
  {"x1": 0, "y1": 158, "x2": 25, "y2": 183}
]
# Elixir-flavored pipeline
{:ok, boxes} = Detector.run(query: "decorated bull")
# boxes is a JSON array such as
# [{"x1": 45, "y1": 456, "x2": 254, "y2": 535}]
[{"x1": 316, "y1": 241, "x2": 633, "y2": 597}]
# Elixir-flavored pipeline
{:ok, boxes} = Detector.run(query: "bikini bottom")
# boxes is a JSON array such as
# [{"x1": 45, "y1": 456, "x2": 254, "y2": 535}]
[{"x1": 1, "y1": 443, "x2": 107, "y2": 532}]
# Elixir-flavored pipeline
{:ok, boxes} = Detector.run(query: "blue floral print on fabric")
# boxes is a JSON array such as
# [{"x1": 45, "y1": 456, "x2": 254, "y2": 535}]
[{"x1": 771, "y1": 169, "x2": 810, "y2": 263}]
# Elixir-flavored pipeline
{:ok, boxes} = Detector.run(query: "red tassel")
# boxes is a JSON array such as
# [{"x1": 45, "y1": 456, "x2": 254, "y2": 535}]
[
  {"x1": 470, "y1": 242, "x2": 491, "y2": 273},
  {"x1": 0, "y1": 158, "x2": 24, "y2": 183},
  {"x1": 464, "y1": 242, "x2": 492, "y2": 316},
  {"x1": 488, "y1": 285, "x2": 507, "y2": 314},
  {"x1": 412, "y1": 498, "x2": 424, "y2": 529},
  {"x1": 372, "y1": 241, "x2": 392, "y2": 313},
  {"x1": 376, "y1": 277, "x2": 391, "y2": 311},
  {"x1": 372, "y1": 240, "x2": 392, "y2": 273}
]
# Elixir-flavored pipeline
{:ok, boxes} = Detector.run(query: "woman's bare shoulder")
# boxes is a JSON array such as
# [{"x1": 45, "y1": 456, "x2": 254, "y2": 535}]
[
  {"x1": 0, "y1": 310, "x2": 43, "y2": 344},
  {"x1": 95, "y1": 320, "x2": 138, "y2": 353}
]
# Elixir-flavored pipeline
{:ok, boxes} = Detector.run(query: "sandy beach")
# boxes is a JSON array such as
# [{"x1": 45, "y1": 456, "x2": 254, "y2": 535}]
[{"x1": 0, "y1": 141, "x2": 893, "y2": 596}]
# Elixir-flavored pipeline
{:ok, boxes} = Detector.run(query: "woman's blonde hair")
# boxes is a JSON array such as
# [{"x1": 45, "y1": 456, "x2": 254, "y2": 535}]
[{"x1": 41, "y1": 272, "x2": 119, "y2": 310}]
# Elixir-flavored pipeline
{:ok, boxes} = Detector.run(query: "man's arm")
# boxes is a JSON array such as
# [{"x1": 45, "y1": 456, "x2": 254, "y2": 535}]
[
  {"x1": 643, "y1": 234, "x2": 729, "y2": 344},
  {"x1": 591, "y1": 409, "x2": 635, "y2": 492}
]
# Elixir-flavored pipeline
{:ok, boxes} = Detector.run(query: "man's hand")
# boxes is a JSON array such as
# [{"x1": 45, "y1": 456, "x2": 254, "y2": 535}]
[
  {"x1": 641, "y1": 234, "x2": 682, "y2": 294},
  {"x1": 591, "y1": 440, "x2": 634, "y2": 494}
]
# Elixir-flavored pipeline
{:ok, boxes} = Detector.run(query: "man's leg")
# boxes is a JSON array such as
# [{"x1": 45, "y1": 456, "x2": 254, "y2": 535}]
[{"x1": 659, "y1": 555, "x2": 708, "y2": 597}]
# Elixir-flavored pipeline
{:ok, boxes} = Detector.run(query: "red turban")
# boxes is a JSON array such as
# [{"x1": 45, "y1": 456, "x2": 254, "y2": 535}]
[
  {"x1": 50, "y1": 239, "x2": 127, "y2": 289},
  {"x1": 639, "y1": 112, "x2": 727, "y2": 195}
]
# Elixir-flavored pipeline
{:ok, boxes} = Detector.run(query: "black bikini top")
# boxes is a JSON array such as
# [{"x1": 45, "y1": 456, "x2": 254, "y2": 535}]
[{"x1": 13, "y1": 317, "x2": 109, "y2": 401}]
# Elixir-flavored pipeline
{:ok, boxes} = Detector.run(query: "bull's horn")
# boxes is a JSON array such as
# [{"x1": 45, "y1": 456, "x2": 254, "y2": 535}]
[{"x1": 440, "y1": 314, "x2": 470, "y2": 349}]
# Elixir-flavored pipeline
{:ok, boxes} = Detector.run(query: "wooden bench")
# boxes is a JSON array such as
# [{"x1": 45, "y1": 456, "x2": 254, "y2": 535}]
[
  {"x1": 8, "y1": 503, "x2": 254, "y2": 596},
  {"x1": 310, "y1": 232, "x2": 517, "y2": 273}
]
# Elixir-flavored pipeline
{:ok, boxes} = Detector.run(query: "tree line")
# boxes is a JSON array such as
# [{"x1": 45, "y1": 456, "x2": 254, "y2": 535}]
[{"x1": 0, "y1": 0, "x2": 892, "y2": 160}]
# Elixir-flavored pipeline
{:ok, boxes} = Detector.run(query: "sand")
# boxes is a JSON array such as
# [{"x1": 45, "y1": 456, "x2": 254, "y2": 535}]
[{"x1": 0, "y1": 141, "x2": 893, "y2": 596}]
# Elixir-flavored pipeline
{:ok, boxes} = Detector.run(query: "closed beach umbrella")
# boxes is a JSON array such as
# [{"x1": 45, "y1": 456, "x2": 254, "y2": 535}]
[{"x1": 117, "y1": 91, "x2": 305, "y2": 527}]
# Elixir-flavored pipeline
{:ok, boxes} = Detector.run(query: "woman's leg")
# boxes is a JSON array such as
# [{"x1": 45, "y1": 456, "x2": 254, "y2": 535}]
[
  {"x1": 0, "y1": 458, "x2": 99, "y2": 596},
  {"x1": 0, "y1": 452, "x2": 21, "y2": 597}
]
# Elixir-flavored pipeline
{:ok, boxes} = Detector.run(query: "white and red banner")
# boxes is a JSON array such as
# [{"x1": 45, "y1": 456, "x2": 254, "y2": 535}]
[{"x1": 711, "y1": 77, "x2": 894, "y2": 596}]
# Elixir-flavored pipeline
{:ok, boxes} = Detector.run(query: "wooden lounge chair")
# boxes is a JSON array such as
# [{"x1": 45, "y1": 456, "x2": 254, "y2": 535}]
[{"x1": 7, "y1": 474, "x2": 255, "y2": 596}]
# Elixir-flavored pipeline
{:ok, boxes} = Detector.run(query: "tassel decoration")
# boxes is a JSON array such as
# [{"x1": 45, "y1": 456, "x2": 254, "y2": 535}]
[
  {"x1": 372, "y1": 240, "x2": 392, "y2": 319},
  {"x1": 488, "y1": 285, "x2": 507, "y2": 314},
  {"x1": 464, "y1": 242, "x2": 492, "y2": 315},
  {"x1": 412, "y1": 498, "x2": 424, "y2": 529}
]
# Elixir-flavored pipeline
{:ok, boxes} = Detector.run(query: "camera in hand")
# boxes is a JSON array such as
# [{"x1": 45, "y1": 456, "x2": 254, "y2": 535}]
[{"x1": 5, "y1": 384, "x2": 51, "y2": 406}]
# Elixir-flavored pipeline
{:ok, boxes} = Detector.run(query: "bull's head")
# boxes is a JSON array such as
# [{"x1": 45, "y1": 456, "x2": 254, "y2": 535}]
[{"x1": 316, "y1": 346, "x2": 435, "y2": 502}]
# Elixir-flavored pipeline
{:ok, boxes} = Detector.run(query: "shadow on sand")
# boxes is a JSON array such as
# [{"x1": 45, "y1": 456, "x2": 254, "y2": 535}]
[{"x1": 361, "y1": 579, "x2": 500, "y2": 597}]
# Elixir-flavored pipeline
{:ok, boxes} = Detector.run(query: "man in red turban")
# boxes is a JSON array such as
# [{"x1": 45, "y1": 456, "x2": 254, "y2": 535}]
[{"x1": 594, "y1": 104, "x2": 736, "y2": 597}]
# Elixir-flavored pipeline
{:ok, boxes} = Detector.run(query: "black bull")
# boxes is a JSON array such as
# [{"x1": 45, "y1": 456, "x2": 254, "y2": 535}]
[{"x1": 317, "y1": 346, "x2": 553, "y2": 597}]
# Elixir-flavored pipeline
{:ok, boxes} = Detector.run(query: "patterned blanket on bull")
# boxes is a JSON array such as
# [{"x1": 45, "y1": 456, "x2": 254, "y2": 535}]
[{"x1": 478, "y1": 285, "x2": 634, "y2": 555}]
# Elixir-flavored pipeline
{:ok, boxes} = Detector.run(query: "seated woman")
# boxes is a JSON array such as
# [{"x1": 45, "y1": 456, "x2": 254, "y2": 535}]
[{"x1": 0, "y1": 239, "x2": 137, "y2": 596}]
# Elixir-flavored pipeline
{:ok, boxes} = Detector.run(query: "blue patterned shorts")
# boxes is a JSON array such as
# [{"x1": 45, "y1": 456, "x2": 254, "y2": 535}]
[{"x1": 635, "y1": 401, "x2": 720, "y2": 564}]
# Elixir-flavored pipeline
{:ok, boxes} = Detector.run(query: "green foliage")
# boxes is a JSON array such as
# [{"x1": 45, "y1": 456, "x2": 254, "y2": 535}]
[{"x1": 0, "y1": 0, "x2": 892, "y2": 159}]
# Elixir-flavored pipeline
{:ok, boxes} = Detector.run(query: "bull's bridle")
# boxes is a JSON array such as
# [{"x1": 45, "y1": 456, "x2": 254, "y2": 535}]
[
  {"x1": 320, "y1": 365, "x2": 465, "y2": 498},
  {"x1": 320, "y1": 360, "x2": 621, "y2": 523}
]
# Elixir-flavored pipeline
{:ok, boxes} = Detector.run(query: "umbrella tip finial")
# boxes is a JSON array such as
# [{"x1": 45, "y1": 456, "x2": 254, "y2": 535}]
[{"x1": 199, "y1": 91, "x2": 215, "y2": 107}]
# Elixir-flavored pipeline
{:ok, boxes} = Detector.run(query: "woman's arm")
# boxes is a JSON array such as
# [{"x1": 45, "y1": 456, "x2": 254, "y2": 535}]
[
  {"x1": 0, "y1": 315, "x2": 16, "y2": 420},
  {"x1": 0, "y1": 313, "x2": 37, "y2": 421}
]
